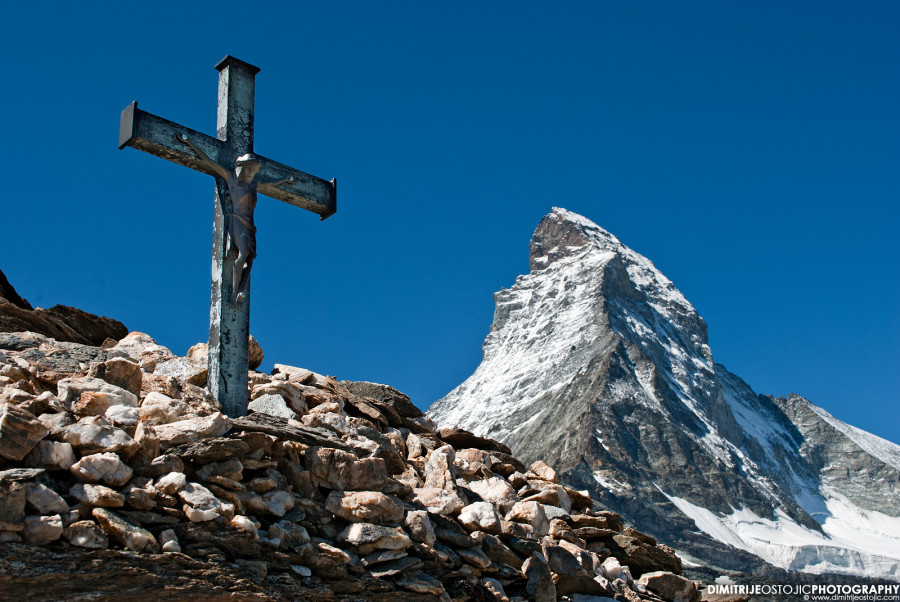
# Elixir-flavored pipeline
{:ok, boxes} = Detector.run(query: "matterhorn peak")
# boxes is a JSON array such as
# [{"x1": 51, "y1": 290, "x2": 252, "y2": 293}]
[
  {"x1": 430, "y1": 207, "x2": 900, "y2": 581},
  {"x1": 529, "y1": 207, "x2": 624, "y2": 271}
]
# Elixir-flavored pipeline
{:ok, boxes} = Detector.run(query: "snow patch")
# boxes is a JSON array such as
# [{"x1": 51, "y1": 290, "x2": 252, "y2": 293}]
[{"x1": 662, "y1": 490, "x2": 900, "y2": 580}]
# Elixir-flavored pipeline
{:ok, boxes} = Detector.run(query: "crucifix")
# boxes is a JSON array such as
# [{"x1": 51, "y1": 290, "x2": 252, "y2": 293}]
[{"x1": 118, "y1": 55, "x2": 336, "y2": 417}]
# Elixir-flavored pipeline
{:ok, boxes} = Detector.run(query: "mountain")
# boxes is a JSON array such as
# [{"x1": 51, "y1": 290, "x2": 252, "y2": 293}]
[{"x1": 429, "y1": 207, "x2": 900, "y2": 580}]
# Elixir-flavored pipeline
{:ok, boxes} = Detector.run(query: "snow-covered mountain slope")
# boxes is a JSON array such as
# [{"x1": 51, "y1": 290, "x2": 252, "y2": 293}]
[{"x1": 429, "y1": 207, "x2": 900, "y2": 580}]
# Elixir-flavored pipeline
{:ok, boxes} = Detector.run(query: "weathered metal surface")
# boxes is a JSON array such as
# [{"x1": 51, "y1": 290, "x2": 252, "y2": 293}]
[
  {"x1": 208, "y1": 57, "x2": 253, "y2": 419},
  {"x1": 118, "y1": 55, "x2": 337, "y2": 417},
  {"x1": 118, "y1": 104, "x2": 336, "y2": 218}
]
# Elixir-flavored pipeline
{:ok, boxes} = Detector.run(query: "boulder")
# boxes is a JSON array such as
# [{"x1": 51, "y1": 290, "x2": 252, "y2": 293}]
[
  {"x1": 22, "y1": 440, "x2": 75, "y2": 470},
  {"x1": 22, "y1": 514, "x2": 64, "y2": 544},
  {"x1": 466, "y1": 475, "x2": 521, "y2": 514},
  {"x1": 88, "y1": 358, "x2": 142, "y2": 397},
  {"x1": 404, "y1": 510, "x2": 436, "y2": 546},
  {"x1": 69, "y1": 483, "x2": 125, "y2": 508},
  {"x1": 61, "y1": 417, "x2": 140, "y2": 458},
  {"x1": 395, "y1": 571, "x2": 445, "y2": 596},
  {"x1": 178, "y1": 482, "x2": 233, "y2": 522},
  {"x1": 637, "y1": 571, "x2": 700, "y2": 602},
  {"x1": 325, "y1": 490, "x2": 404, "y2": 525},
  {"x1": 458, "y1": 501, "x2": 501, "y2": 534},
  {"x1": 523, "y1": 551, "x2": 556, "y2": 602},
  {"x1": 410, "y1": 487, "x2": 465, "y2": 515},
  {"x1": 153, "y1": 357, "x2": 207, "y2": 387},
  {"x1": 249, "y1": 394, "x2": 298, "y2": 421},
  {"x1": 57, "y1": 377, "x2": 138, "y2": 415},
  {"x1": 437, "y1": 426, "x2": 512, "y2": 455},
  {"x1": 610, "y1": 534, "x2": 682, "y2": 577},
  {"x1": 0, "y1": 480, "x2": 26, "y2": 531},
  {"x1": 526, "y1": 460, "x2": 558, "y2": 483},
  {"x1": 505, "y1": 501, "x2": 550, "y2": 536},
  {"x1": 108, "y1": 332, "x2": 173, "y2": 372},
  {"x1": 92, "y1": 507, "x2": 159, "y2": 553},
  {"x1": 340, "y1": 381, "x2": 420, "y2": 415},
  {"x1": 0, "y1": 403, "x2": 48, "y2": 461},
  {"x1": 423, "y1": 444, "x2": 455, "y2": 489},
  {"x1": 63, "y1": 520, "x2": 109, "y2": 549},
  {"x1": 153, "y1": 413, "x2": 231, "y2": 449},
  {"x1": 24, "y1": 483, "x2": 68, "y2": 515},
  {"x1": 305, "y1": 446, "x2": 388, "y2": 491},
  {"x1": 338, "y1": 523, "x2": 411, "y2": 554},
  {"x1": 70, "y1": 452, "x2": 133, "y2": 487}
]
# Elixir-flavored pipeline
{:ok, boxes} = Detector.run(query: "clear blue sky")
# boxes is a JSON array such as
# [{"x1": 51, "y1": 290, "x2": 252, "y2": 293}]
[{"x1": 3, "y1": 2, "x2": 898, "y2": 444}]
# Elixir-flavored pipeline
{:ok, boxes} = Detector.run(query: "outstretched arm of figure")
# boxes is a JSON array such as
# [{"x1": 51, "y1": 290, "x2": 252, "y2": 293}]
[
  {"x1": 265, "y1": 175, "x2": 297, "y2": 187},
  {"x1": 176, "y1": 133, "x2": 230, "y2": 180}
]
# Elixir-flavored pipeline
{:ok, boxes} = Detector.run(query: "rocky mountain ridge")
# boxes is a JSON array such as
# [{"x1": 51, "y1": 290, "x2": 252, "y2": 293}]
[
  {"x1": 430, "y1": 208, "x2": 900, "y2": 581},
  {"x1": 0, "y1": 268, "x2": 127, "y2": 347},
  {"x1": 0, "y1": 322, "x2": 703, "y2": 602}
]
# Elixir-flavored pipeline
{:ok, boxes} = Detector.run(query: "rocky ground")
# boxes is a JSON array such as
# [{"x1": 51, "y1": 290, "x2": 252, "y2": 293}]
[{"x1": 0, "y1": 326, "x2": 708, "y2": 601}]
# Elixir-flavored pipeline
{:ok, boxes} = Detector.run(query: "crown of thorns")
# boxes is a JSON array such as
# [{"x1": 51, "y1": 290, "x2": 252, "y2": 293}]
[{"x1": 235, "y1": 153, "x2": 260, "y2": 165}]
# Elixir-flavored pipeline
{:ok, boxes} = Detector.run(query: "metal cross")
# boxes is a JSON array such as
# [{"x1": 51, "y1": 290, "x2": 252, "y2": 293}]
[{"x1": 118, "y1": 55, "x2": 336, "y2": 417}]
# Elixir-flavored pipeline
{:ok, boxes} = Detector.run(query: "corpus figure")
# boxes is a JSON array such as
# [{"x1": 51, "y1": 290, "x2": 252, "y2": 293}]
[{"x1": 177, "y1": 133, "x2": 294, "y2": 304}]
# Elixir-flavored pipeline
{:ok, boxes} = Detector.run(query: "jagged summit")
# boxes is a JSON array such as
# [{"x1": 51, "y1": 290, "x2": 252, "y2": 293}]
[{"x1": 430, "y1": 208, "x2": 900, "y2": 581}]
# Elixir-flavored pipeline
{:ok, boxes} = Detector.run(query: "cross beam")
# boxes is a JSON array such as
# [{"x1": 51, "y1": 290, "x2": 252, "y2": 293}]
[{"x1": 118, "y1": 55, "x2": 336, "y2": 416}]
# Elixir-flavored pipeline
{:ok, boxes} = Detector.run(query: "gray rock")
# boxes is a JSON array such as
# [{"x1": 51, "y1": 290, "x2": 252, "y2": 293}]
[
  {"x1": 249, "y1": 393, "x2": 298, "y2": 420},
  {"x1": 523, "y1": 551, "x2": 556, "y2": 602}
]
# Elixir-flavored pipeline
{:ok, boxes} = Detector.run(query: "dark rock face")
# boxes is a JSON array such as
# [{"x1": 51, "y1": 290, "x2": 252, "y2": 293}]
[
  {"x1": 0, "y1": 269, "x2": 127, "y2": 346},
  {"x1": 430, "y1": 208, "x2": 900, "y2": 580}
]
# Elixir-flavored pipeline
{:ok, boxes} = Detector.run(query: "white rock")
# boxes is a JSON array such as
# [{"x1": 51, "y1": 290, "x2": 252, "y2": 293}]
[
  {"x1": 69, "y1": 483, "x2": 125, "y2": 507},
  {"x1": 301, "y1": 411, "x2": 352, "y2": 436},
  {"x1": 467, "y1": 476, "x2": 521, "y2": 515},
  {"x1": 138, "y1": 392, "x2": 197, "y2": 425},
  {"x1": 601, "y1": 556, "x2": 623, "y2": 580},
  {"x1": 155, "y1": 471, "x2": 187, "y2": 495},
  {"x1": 22, "y1": 514, "x2": 63, "y2": 544},
  {"x1": 159, "y1": 528, "x2": 181, "y2": 553},
  {"x1": 458, "y1": 501, "x2": 501, "y2": 534},
  {"x1": 154, "y1": 413, "x2": 231, "y2": 449},
  {"x1": 505, "y1": 501, "x2": 550, "y2": 536},
  {"x1": 404, "y1": 510, "x2": 436, "y2": 546},
  {"x1": 70, "y1": 452, "x2": 133, "y2": 487},
  {"x1": 23, "y1": 440, "x2": 76, "y2": 471},
  {"x1": 104, "y1": 404, "x2": 139, "y2": 427},
  {"x1": 24, "y1": 483, "x2": 68, "y2": 515},
  {"x1": 108, "y1": 332, "x2": 173, "y2": 371},
  {"x1": 178, "y1": 481, "x2": 232, "y2": 522},
  {"x1": 263, "y1": 490, "x2": 293, "y2": 517},
  {"x1": 231, "y1": 514, "x2": 259, "y2": 538},
  {"x1": 410, "y1": 487, "x2": 465, "y2": 515}
]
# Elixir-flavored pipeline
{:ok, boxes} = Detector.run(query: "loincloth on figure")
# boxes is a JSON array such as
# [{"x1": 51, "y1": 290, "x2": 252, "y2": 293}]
[{"x1": 228, "y1": 212, "x2": 257, "y2": 256}]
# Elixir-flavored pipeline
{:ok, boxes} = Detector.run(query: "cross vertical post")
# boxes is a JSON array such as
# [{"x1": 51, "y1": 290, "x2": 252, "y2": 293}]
[{"x1": 209, "y1": 56, "x2": 259, "y2": 417}]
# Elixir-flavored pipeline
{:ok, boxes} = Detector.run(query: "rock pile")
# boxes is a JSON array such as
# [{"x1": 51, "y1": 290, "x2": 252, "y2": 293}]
[{"x1": 0, "y1": 330, "x2": 699, "y2": 601}]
